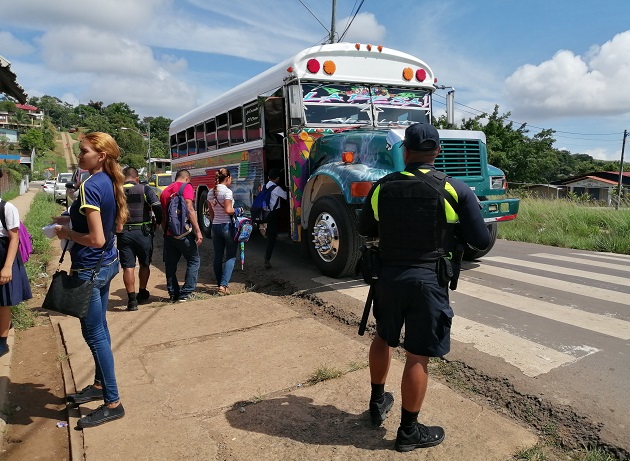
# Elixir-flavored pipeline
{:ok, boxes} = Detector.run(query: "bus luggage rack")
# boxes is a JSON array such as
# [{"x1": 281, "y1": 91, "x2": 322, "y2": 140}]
[{"x1": 436, "y1": 139, "x2": 483, "y2": 177}]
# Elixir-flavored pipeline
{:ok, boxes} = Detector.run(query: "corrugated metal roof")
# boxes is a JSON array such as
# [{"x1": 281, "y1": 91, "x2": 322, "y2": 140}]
[{"x1": 0, "y1": 55, "x2": 27, "y2": 104}]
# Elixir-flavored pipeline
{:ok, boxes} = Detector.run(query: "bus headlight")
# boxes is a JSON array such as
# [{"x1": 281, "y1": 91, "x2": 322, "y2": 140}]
[{"x1": 491, "y1": 176, "x2": 505, "y2": 189}]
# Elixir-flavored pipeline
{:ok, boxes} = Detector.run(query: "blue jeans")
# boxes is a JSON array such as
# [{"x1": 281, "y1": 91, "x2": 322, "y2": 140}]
[
  {"x1": 212, "y1": 223, "x2": 237, "y2": 287},
  {"x1": 163, "y1": 234, "x2": 200, "y2": 297},
  {"x1": 74, "y1": 260, "x2": 120, "y2": 403}
]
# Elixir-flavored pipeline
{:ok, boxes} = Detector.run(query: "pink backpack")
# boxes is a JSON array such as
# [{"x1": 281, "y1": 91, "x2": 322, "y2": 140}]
[{"x1": 0, "y1": 199, "x2": 34, "y2": 263}]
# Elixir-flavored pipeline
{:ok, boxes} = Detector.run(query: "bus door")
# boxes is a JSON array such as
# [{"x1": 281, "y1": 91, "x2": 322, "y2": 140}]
[{"x1": 262, "y1": 96, "x2": 290, "y2": 235}]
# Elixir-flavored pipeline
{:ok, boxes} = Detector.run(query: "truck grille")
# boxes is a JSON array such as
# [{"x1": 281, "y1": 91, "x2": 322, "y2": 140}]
[{"x1": 435, "y1": 139, "x2": 483, "y2": 177}]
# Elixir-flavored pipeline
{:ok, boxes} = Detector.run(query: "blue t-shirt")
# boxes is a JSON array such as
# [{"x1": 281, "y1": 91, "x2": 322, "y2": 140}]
[{"x1": 69, "y1": 172, "x2": 118, "y2": 269}]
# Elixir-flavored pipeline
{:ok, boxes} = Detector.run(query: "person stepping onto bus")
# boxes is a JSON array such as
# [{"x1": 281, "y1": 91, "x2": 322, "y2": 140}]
[
  {"x1": 207, "y1": 168, "x2": 236, "y2": 295},
  {"x1": 117, "y1": 167, "x2": 162, "y2": 310},
  {"x1": 160, "y1": 169, "x2": 203, "y2": 302},
  {"x1": 262, "y1": 168, "x2": 287, "y2": 269}
]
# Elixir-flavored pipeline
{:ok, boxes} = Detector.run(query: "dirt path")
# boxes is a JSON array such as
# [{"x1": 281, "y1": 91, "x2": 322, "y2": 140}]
[{"x1": 60, "y1": 132, "x2": 77, "y2": 171}]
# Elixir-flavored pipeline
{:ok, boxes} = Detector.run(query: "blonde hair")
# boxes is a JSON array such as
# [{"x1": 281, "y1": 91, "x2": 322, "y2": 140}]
[{"x1": 83, "y1": 132, "x2": 129, "y2": 225}]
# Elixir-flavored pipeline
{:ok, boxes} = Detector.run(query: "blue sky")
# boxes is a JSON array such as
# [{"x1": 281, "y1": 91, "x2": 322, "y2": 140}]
[{"x1": 0, "y1": 0, "x2": 628, "y2": 161}]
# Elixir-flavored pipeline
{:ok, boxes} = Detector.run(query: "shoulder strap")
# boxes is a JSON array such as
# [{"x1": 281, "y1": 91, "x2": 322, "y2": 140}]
[
  {"x1": 410, "y1": 169, "x2": 458, "y2": 212},
  {"x1": 178, "y1": 182, "x2": 187, "y2": 196}
]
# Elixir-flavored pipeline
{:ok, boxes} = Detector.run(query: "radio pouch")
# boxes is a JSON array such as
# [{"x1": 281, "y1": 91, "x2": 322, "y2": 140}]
[
  {"x1": 437, "y1": 256, "x2": 453, "y2": 287},
  {"x1": 358, "y1": 245, "x2": 380, "y2": 285}
]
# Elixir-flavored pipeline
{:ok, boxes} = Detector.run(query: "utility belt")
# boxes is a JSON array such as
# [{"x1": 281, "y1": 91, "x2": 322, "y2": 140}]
[
  {"x1": 360, "y1": 246, "x2": 462, "y2": 291},
  {"x1": 121, "y1": 222, "x2": 154, "y2": 235}
]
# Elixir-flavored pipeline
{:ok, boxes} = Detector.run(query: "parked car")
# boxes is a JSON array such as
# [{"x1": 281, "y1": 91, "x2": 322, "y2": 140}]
[
  {"x1": 42, "y1": 180, "x2": 56, "y2": 196},
  {"x1": 54, "y1": 172, "x2": 73, "y2": 202},
  {"x1": 65, "y1": 168, "x2": 90, "y2": 208},
  {"x1": 148, "y1": 172, "x2": 174, "y2": 195}
]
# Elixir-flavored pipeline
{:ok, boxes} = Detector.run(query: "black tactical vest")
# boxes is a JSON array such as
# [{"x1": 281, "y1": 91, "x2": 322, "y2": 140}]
[
  {"x1": 377, "y1": 170, "x2": 456, "y2": 264},
  {"x1": 124, "y1": 183, "x2": 150, "y2": 224}
]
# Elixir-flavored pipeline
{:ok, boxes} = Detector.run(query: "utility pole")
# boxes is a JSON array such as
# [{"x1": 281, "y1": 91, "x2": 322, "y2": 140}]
[
  {"x1": 615, "y1": 129, "x2": 628, "y2": 210},
  {"x1": 329, "y1": 0, "x2": 336, "y2": 44}
]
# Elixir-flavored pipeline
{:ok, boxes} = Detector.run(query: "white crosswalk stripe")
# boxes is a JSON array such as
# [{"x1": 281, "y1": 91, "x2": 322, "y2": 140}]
[
  {"x1": 483, "y1": 256, "x2": 630, "y2": 287},
  {"x1": 313, "y1": 250, "x2": 629, "y2": 377},
  {"x1": 530, "y1": 253, "x2": 630, "y2": 273}
]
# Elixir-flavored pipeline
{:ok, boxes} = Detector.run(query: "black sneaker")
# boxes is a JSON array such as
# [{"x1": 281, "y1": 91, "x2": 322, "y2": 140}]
[
  {"x1": 169, "y1": 294, "x2": 178, "y2": 303},
  {"x1": 395, "y1": 422, "x2": 445, "y2": 452},
  {"x1": 77, "y1": 403, "x2": 125, "y2": 428},
  {"x1": 178, "y1": 294, "x2": 190, "y2": 302},
  {"x1": 126, "y1": 299, "x2": 138, "y2": 311},
  {"x1": 137, "y1": 289, "x2": 150, "y2": 304},
  {"x1": 264, "y1": 260, "x2": 272, "y2": 269},
  {"x1": 66, "y1": 385, "x2": 104, "y2": 405},
  {"x1": 369, "y1": 392, "x2": 394, "y2": 427}
]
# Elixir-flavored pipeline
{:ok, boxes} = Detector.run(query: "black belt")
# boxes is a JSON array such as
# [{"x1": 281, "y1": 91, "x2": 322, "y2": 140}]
[{"x1": 122, "y1": 224, "x2": 147, "y2": 231}]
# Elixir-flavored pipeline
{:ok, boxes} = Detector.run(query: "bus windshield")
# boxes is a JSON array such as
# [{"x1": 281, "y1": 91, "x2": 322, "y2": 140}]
[{"x1": 302, "y1": 83, "x2": 431, "y2": 127}]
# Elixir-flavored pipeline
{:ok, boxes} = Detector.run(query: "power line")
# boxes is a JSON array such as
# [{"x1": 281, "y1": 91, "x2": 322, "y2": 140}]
[
  {"x1": 298, "y1": 0, "x2": 329, "y2": 34},
  {"x1": 338, "y1": 0, "x2": 365, "y2": 41}
]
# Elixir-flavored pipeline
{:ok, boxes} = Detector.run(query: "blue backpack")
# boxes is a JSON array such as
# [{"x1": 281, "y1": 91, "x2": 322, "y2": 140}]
[
  {"x1": 250, "y1": 184, "x2": 278, "y2": 224},
  {"x1": 167, "y1": 183, "x2": 192, "y2": 239}
]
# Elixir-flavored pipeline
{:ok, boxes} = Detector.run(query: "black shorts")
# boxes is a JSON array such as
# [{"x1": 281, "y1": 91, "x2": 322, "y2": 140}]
[
  {"x1": 373, "y1": 265, "x2": 453, "y2": 357},
  {"x1": 117, "y1": 229, "x2": 153, "y2": 269}
]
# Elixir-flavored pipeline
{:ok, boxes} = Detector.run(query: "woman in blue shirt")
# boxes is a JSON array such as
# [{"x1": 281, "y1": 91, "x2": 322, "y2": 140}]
[{"x1": 54, "y1": 132, "x2": 129, "y2": 428}]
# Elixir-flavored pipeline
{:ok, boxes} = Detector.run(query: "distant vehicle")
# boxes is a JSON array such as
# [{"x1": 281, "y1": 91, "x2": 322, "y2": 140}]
[
  {"x1": 65, "y1": 168, "x2": 90, "y2": 208},
  {"x1": 148, "y1": 172, "x2": 174, "y2": 194},
  {"x1": 54, "y1": 172, "x2": 73, "y2": 202},
  {"x1": 69, "y1": 127, "x2": 78, "y2": 133},
  {"x1": 42, "y1": 180, "x2": 55, "y2": 196}
]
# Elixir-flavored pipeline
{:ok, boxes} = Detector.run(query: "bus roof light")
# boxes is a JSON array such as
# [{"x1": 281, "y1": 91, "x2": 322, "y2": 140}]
[
  {"x1": 402, "y1": 67, "x2": 413, "y2": 81},
  {"x1": 377, "y1": 45, "x2": 383, "y2": 52},
  {"x1": 416, "y1": 69, "x2": 427, "y2": 82},
  {"x1": 287, "y1": 66, "x2": 293, "y2": 73},
  {"x1": 307, "y1": 59, "x2": 320, "y2": 73},
  {"x1": 355, "y1": 43, "x2": 360, "y2": 50},
  {"x1": 367, "y1": 44, "x2": 372, "y2": 51},
  {"x1": 323, "y1": 60, "x2": 336, "y2": 75}
]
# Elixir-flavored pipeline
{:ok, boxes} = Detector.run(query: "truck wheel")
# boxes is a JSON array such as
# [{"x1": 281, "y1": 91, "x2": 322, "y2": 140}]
[
  {"x1": 308, "y1": 195, "x2": 362, "y2": 278},
  {"x1": 198, "y1": 189, "x2": 212, "y2": 238},
  {"x1": 463, "y1": 222, "x2": 498, "y2": 260}
]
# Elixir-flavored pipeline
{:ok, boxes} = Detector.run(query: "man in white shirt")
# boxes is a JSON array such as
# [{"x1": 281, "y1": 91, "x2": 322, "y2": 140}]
[{"x1": 263, "y1": 168, "x2": 287, "y2": 269}]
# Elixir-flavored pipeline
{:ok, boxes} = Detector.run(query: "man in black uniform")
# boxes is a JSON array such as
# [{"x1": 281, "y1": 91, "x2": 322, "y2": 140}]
[
  {"x1": 358, "y1": 123, "x2": 490, "y2": 452},
  {"x1": 117, "y1": 167, "x2": 162, "y2": 311}
]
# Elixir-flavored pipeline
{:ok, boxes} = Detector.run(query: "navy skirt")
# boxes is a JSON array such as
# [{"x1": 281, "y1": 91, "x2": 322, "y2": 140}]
[{"x1": 0, "y1": 238, "x2": 32, "y2": 307}]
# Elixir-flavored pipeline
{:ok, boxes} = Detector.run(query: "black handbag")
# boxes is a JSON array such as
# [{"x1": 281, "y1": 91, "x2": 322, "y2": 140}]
[{"x1": 42, "y1": 240, "x2": 107, "y2": 318}]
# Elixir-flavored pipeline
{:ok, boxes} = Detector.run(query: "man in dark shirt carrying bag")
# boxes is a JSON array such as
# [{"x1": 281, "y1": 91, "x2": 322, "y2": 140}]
[
  {"x1": 117, "y1": 167, "x2": 162, "y2": 311},
  {"x1": 358, "y1": 123, "x2": 490, "y2": 452}
]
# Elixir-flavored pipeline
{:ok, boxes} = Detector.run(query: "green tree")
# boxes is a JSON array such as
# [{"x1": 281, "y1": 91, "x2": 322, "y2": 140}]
[
  {"x1": 18, "y1": 128, "x2": 47, "y2": 155},
  {"x1": 0, "y1": 100, "x2": 16, "y2": 113}
]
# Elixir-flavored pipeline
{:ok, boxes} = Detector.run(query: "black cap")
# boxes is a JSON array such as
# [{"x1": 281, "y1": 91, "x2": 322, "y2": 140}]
[
  {"x1": 268, "y1": 168, "x2": 281, "y2": 180},
  {"x1": 403, "y1": 122, "x2": 440, "y2": 151}
]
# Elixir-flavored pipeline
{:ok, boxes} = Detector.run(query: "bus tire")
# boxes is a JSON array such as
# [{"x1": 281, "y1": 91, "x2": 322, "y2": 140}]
[
  {"x1": 198, "y1": 189, "x2": 212, "y2": 238},
  {"x1": 308, "y1": 195, "x2": 362, "y2": 278},
  {"x1": 463, "y1": 222, "x2": 497, "y2": 260}
]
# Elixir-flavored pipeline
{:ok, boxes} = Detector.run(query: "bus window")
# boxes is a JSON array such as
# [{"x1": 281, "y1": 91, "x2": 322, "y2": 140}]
[
  {"x1": 170, "y1": 135, "x2": 178, "y2": 158},
  {"x1": 186, "y1": 127, "x2": 195, "y2": 156},
  {"x1": 195, "y1": 123, "x2": 206, "y2": 154},
  {"x1": 229, "y1": 107, "x2": 244, "y2": 145},
  {"x1": 217, "y1": 113, "x2": 229, "y2": 148},
  {"x1": 205, "y1": 119, "x2": 217, "y2": 151},
  {"x1": 176, "y1": 131, "x2": 187, "y2": 158},
  {"x1": 244, "y1": 101, "x2": 261, "y2": 142}
]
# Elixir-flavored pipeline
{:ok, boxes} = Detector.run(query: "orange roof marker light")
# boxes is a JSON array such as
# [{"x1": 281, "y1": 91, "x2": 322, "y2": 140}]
[
  {"x1": 323, "y1": 60, "x2": 336, "y2": 75},
  {"x1": 307, "y1": 59, "x2": 320, "y2": 73},
  {"x1": 377, "y1": 45, "x2": 383, "y2": 52},
  {"x1": 367, "y1": 44, "x2": 372, "y2": 51},
  {"x1": 355, "y1": 43, "x2": 361, "y2": 50},
  {"x1": 402, "y1": 67, "x2": 413, "y2": 81},
  {"x1": 341, "y1": 151, "x2": 355, "y2": 163}
]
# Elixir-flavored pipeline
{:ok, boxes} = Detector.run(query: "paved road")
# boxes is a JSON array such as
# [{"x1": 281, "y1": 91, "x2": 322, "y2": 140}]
[{"x1": 257, "y1": 235, "x2": 630, "y2": 453}]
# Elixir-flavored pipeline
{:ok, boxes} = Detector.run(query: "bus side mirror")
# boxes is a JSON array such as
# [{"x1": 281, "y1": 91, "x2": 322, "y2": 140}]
[{"x1": 288, "y1": 85, "x2": 303, "y2": 126}]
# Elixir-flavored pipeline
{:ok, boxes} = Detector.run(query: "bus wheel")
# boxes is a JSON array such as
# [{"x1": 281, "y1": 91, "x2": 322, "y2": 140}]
[
  {"x1": 198, "y1": 189, "x2": 212, "y2": 238},
  {"x1": 308, "y1": 195, "x2": 362, "y2": 278},
  {"x1": 463, "y1": 222, "x2": 498, "y2": 260}
]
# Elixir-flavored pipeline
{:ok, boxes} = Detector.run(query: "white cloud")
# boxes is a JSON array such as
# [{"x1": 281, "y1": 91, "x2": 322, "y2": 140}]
[
  {"x1": 335, "y1": 12, "x2": 386, "y2": 44},
  {"x1": 0, "y1": 32, "x2": 34, "y2": 56},
  {"x1": 505, "y1": 31, "x2": 630, "y2": 117}
]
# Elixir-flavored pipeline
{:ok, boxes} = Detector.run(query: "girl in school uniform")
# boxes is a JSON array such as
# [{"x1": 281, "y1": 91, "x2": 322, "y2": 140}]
[{"x1": 0, "y1": 172, "x2": 33, "y2": 357}]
